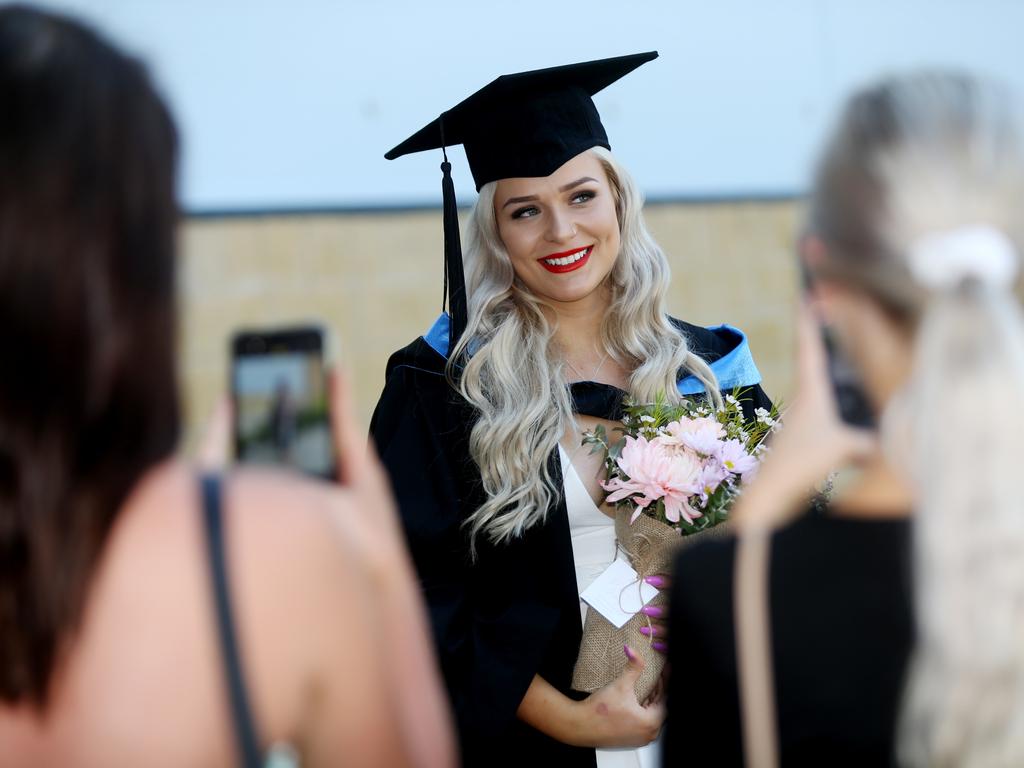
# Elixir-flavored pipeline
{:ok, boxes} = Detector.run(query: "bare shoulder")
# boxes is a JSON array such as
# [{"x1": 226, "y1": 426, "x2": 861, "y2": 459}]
[
  {"x1": 106, "y1": 459, "x2": 368, "y2": 636},
  {"x1": 10, "y1": 460, "x2": 401, "y2": 766},
  {"x1": 226, "y1": 467, "x2": 351, "y2": 549},
  {"x1": 220, "y1": 467, "x2": 385, "y2": 750},
  {"x1": 223, "y1": 466, "x2": 371, "y2": 613},
  {"x1": 119, "y1": 461, "x2": 360, "y2": 576}
]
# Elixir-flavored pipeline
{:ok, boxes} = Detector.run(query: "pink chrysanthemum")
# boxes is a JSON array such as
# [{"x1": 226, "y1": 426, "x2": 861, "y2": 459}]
[
  {"x1": 601, "y1": 435, "x2": 704, "y2": 524},
  {"x1": 661, "y1": 416, "x2": 726, "y2": 456}
]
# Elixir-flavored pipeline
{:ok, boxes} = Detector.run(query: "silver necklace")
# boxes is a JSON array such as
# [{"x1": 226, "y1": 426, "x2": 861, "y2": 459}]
[{"x1": 564, "y1": 348, "x2": 611, "y2": 382}]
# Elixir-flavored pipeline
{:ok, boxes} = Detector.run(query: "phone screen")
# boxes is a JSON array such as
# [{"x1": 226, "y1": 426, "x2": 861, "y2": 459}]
[{"x1": 232, "y1": 327, "x2": 335, "y2": 480}]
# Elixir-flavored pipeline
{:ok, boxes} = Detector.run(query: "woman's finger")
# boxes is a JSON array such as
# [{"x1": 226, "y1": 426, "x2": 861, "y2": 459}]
[
  {"x1": 641, "y1": 676, "x2": 664, "y2": 708},
  {"x1": 329, "y1": 366, "x2": 369, "y2": 487},
  {"x1": 643, "y1": 698, "x2": 666, "y2": 723},
  {"x1": 640, "y1": 604, "x2": 666, "y2": 620},
  {"x1": 798, "y1": 302, "x2": 878, "y2": 460},
  {"x1": 643, "y1": 573, "x2": 671, "y2": 591},
  {"x1": 639, "y1": 624, "x2": 666, "y2": 640},
  {"x1": 621, "y1": 644, "x2": 647, "y2": 683},
  {"x1": 642, "y1": 668, "x2": 670, "y2": 707},
  {"x1": 329, "y1": 367, "x2": 396, "y2": 497}
]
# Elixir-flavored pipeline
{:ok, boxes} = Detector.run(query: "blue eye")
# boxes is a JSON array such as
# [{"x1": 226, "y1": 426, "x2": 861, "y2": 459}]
[
  {"x1": 571, "y1": 190, "x2": 596, "y2": 204},
  {"x1": 511, "y1": 206, "x2": 539, "y2": 219}
]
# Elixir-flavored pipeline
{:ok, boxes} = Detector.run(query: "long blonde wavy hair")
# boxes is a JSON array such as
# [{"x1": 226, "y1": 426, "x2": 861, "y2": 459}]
[
  {"x1": 809, "y1": 72, "x2": 1024, "y2": 766},
  {"x1": 447, "y1": 146, "x2": 720, "y2": 554}
]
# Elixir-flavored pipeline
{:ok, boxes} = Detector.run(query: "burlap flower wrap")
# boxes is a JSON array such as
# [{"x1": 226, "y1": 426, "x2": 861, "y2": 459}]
[{"x1": 572, "y1": 508, "x2": 729, "y2": 701}]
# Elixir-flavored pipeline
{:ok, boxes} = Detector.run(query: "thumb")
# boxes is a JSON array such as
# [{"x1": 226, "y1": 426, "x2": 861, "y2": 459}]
[
  {"x1": 622, "y1": 644, "x2": 646, "y2": 681},
  {"x1": 329, "y1": 365, "x2": 369, "y2": 486}
]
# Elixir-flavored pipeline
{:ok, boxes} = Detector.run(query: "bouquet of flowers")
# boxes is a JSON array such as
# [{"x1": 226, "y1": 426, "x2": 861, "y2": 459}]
[{"x1": 572, "y1": 391, "x2": 779, "y2": 701}]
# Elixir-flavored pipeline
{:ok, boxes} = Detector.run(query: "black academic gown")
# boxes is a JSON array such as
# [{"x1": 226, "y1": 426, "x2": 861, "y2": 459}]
[{"x1": 369, "y1": 318, "x2": 771, "y2": 768}]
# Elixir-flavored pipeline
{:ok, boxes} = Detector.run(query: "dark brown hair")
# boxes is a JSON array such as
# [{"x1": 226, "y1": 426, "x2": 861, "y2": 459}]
[{"x1": 0, "y1": 5, "x2": 180, "y2": 705}]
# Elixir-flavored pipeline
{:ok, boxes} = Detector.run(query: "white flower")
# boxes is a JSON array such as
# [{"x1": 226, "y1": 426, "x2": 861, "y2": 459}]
[
  {"x1": 640, "y1": 415, "x2": 656, "y2": 424},
  {"x1": 726, "y1": 394, "x2": 740, "y2": 406}
]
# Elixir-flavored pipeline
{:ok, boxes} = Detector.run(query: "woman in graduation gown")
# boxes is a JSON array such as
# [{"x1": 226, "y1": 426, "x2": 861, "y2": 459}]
[{"x1": 371, "y1": 52, "x2": 771, "y2": 767}]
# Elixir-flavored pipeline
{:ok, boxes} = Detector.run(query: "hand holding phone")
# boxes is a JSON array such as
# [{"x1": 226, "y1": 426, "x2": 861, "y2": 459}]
[
  {"x1": 732, "y1": 303, "x2": 877, "y2": 529},
  {"x1": 818, "y1": 325, "x2": 876, "y2": 430},
  {"x1": 231, "y1": 326, "x2": 336, "y2": 480},
  {"x1": 798, "y1": 247, "x2": 876, "y2": 429}
]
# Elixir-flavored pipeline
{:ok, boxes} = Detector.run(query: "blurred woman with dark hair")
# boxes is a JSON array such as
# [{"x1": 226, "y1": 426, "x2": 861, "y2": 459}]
[{"x1": 0, "y1": 6, "x2": 454, "y2": 767}]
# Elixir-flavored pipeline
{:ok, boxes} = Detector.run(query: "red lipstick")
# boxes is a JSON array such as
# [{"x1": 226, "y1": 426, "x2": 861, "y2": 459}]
[{"x1": 537, "y1": 245, "x2": 592, "y2": 274}]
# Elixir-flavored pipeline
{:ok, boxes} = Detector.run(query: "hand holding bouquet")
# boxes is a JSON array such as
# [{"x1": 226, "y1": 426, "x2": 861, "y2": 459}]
[{"x1": 572, "y1": 391, "x2": 779, "y2": 701}]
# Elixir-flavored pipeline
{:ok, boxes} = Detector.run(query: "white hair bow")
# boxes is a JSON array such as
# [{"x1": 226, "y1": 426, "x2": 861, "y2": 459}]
[{"x1": 907, "y1": 225, "x2": 1019, "y2": 290}]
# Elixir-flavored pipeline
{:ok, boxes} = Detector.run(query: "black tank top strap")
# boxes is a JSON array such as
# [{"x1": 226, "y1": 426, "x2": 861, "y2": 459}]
[{"x1": 200, "y1": 473, "x2": 263, "y2": 768}]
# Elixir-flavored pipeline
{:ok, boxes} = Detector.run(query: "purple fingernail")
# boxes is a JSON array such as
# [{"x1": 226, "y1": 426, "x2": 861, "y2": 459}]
[
  {"x1": 652, "y1": 641, "x2": 668, "y2": 653},
  {"x1": 639, "y1": 626, "x2": 651, "y2": 636},
  {"x1": 644, "y1": 576, "x2": 666, "y2": 588},
  {"x1": 623, "y1": 644, "x2": 636, "y2": 661},
  {"x1": 640, "y1": 605, "x2": 664, "y2": 618}
]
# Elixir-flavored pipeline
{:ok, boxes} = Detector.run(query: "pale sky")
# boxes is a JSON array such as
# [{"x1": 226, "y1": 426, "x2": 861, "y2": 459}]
[{"x1": 35, "y1": 0, "x2": 1024, "y2": 212}]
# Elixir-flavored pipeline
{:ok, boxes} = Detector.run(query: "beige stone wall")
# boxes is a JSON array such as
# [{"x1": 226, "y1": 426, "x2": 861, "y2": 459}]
[{"x1": 178, "y1": 200, "x2": 803, "y2": 452}]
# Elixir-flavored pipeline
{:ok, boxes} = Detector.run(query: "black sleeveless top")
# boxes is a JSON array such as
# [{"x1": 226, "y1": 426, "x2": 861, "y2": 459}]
[
  {"x1": 200, "y1": 474, "x2": 263, "y2": 768},
  {"x1": 664, "y1": 511, "x2": 914, "y2": 767}
]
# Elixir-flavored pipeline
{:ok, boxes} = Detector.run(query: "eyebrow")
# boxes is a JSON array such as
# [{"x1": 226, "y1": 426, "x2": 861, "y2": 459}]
[{"x1": 500, "y1": 176, "x2": 598, "y2": 209}]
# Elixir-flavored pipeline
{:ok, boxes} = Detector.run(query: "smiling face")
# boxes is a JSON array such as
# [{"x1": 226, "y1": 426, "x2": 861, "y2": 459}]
[{"x1": 493, "y1": 150, "x2": 621, "y2": 307}]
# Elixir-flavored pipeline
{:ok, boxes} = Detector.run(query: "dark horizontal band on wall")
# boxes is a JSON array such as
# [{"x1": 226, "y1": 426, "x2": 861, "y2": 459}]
[{"x1": 184, "y1": 190, "x2": 805, "y2": 220}]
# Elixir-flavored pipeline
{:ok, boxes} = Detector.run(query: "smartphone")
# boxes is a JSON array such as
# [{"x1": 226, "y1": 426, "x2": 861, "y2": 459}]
[
  {"x1": 231, "y1": 326, "x2": 336, "y2": 480},
  {"x1": 799, "y1": 257, "x2": 876, "y2": 429},
  {"x1": 818, "y1": 325, "x2": 876, "y2": 429}
]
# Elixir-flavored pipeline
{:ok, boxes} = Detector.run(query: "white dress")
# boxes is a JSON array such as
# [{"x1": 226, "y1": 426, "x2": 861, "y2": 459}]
[{"x1": 559, "y1": 446, "x2": 662, "y2": 768}]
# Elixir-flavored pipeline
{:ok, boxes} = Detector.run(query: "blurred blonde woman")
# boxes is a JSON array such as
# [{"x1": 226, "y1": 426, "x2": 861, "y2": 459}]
[{"x1": 665, "y1": 71, "x2": 1024, "y2": 766}]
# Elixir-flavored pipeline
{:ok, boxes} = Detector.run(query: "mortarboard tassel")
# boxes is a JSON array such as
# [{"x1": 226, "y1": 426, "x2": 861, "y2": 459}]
[{"x1": 439, "y1": 121, "x2": 468, "y2": 356}]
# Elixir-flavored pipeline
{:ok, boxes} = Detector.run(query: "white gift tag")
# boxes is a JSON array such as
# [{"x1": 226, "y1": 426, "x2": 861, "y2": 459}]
[{"x1": 579, "y1": 559, "x2": 659, "y2": 629}]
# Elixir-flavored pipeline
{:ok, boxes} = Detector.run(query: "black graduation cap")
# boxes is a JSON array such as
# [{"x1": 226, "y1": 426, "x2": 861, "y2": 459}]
[{"x1": 385, "y1": 51, "x2": 659, "y2": 354}]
